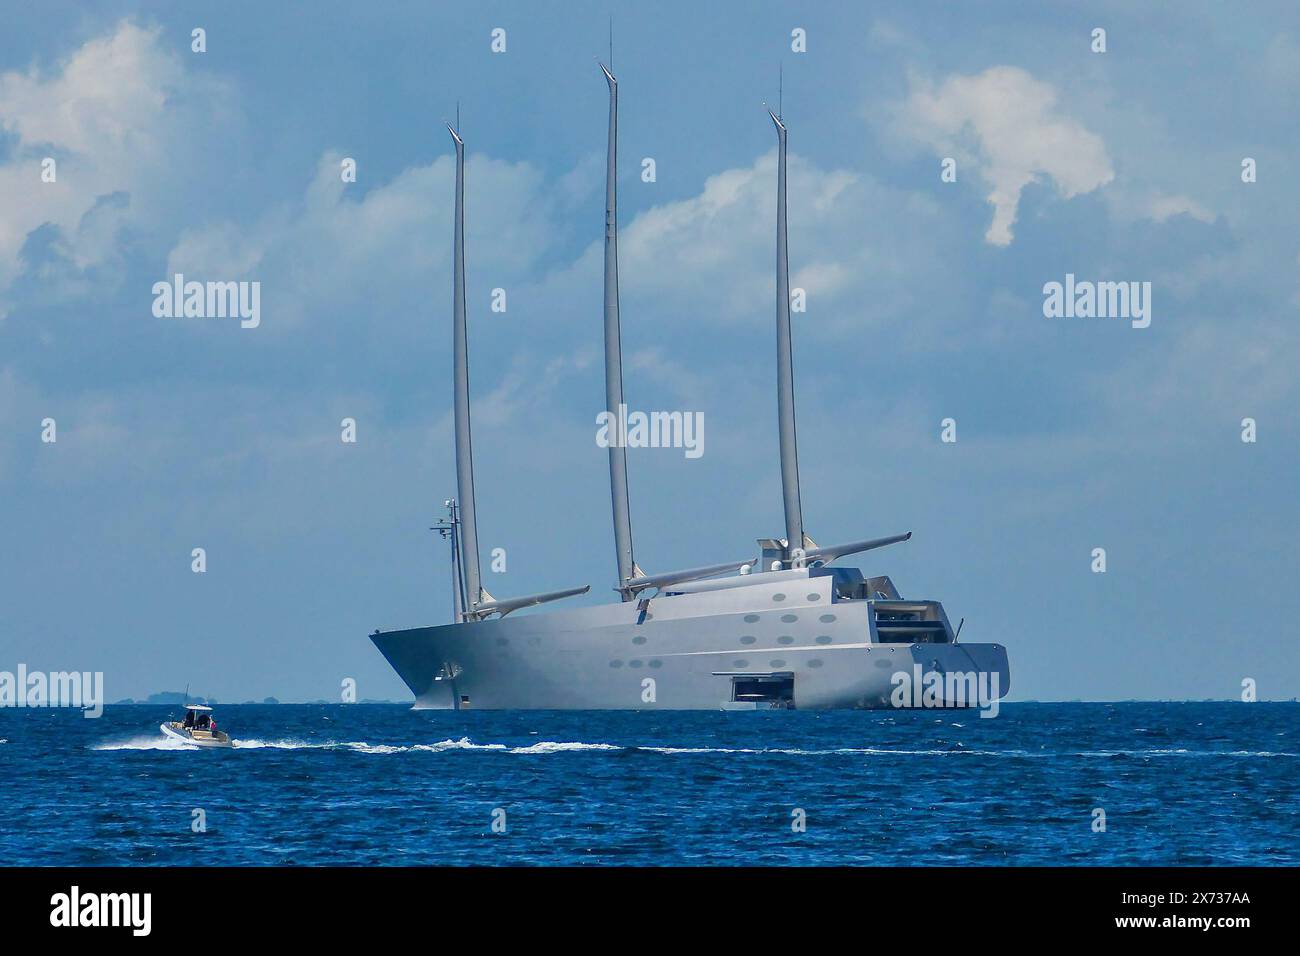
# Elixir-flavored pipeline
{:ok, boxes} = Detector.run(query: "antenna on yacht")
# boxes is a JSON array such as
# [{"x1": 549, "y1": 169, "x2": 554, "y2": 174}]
[
  {"x1": 443, "y1": 121, "x2": 590, "y2": 620},
  {"x1": 434, "y1": 499, "x2": 465, "y2": 622}
]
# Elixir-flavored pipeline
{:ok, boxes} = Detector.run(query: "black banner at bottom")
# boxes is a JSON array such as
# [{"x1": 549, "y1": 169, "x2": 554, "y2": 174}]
[{"x1": 0, "y1": 866, "x2": 1279, "y2": 942}]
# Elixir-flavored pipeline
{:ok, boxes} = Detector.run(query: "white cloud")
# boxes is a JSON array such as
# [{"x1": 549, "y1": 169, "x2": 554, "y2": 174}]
[
  {"x1": 175, "y1": 138, "x2": 943, "y2": 358},
  {"x1": 165, "y1": 150, "x2": 561, "y2": 333},
  {"x1": 1144, "y1": 193, "x2": 1215, "y2": 224},
  {"x1": 898, "y1": 66, "x2": 1114, "y2": 246},
  {"x1": 474, "y1": 348, "x2": 596, "y2": 427},
  {"x1": 0, "y1": 21, "x2": 233, "y2": 307},
  {"x1": 610, "y1": 149, "x2": 943, "y2": 335}
]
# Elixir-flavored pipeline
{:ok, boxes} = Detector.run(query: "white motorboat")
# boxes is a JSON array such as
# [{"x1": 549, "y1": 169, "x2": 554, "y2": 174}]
[{"x1": 160, "y1": 704, "x2": 231, "y2": 748}]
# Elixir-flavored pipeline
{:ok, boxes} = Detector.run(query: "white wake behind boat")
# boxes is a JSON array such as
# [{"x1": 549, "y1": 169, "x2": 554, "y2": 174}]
[{"x1": 160, "y1": 704, "x2": 231, "y2": 748}]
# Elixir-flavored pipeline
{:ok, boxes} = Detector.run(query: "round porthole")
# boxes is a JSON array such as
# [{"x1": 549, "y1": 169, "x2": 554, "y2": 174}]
[
  {"x1": 781, "y1": 614, "x2": 798, "y2": 623},
  {"x1": 815, "y1": 635, "x2": 832, "y2": 645},
  {"x1": 744, "y1": 614, "x2": 760, "y2": 623},
  {"x1": 778, "y1": 635, "x2": 794, "y2": 645},
  {"x1": 772, "y1": 593, "x2": 787, "y2": 602},
  {"x1": 806, "y1": 593, "x2": 820, "y2": 602},
  {"x1": 808, "y1": 659, "x2": 824, "y2": 669},
  {"x1": 740, "y1": 635, "x2": 756, "y2": 645},
  {"x1": 819, "y1": 614, "x2": 836, "y2": 624},
  {"x1": 632, "y1": 635, "x2": 647, "y2": 645}
]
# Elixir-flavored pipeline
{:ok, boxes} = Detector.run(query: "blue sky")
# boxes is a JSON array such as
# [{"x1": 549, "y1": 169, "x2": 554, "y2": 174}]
[{"x1": 1, "y1": 2, "x2": 1297, "y2": 702}]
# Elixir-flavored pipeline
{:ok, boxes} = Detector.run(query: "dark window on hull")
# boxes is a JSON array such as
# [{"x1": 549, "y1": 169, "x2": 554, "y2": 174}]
[
  {"x1": 731, "y1": 676, "x2": 794, "y2": 706},
  {"x1": 874, "y1": 620, "x2": 949, "y2": 643},
  {"x1": 873, "y1": 605, "x2": 950, "y2": 644}
]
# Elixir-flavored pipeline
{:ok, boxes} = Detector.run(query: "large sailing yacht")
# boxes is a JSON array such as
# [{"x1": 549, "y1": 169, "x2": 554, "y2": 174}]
[{"x1": 370, "y1": 65, "x2": 1010, "y2": 710}]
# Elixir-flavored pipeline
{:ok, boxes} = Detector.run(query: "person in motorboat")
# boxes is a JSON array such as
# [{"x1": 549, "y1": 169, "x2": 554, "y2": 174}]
[{"x1": 162, "y1": 704, "x2": 231, "y2": 748}]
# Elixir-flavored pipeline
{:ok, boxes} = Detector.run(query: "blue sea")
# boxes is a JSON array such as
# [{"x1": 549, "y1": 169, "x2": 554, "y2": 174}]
[{"x1": 2, "y1": 702, "x2": 1296, "y2": 866}]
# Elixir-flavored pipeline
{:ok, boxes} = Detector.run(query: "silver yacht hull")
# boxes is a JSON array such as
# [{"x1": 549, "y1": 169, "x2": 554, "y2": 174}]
[{"x1": 373, "y1": 569, "x2": 1009, "y2": 711}]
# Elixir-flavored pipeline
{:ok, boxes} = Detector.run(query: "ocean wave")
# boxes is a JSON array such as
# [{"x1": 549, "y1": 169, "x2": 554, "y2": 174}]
[
  {"x1": 232, "y1": 738, "x2": 335, "y2": 750},
  {"x1": 269, "y1": 738, "x2": 618, "y2": 755},
  {"x1": 350, "y1": 738, "x2": 617, "y2": 755},
  {"x1": 339, "y1": 743, "x2": 407, "y2": 755},
  {"x1": 1077, "y1": 749, "x2": 1297, "y2": 758},
  {"x1": 88, "y1": 734, "x2": 1297, "y2": 759},
  {"x1": 1226, "y1": 750, "x2": 1298, "y2": 757},
  {"x1": 173, "y1": 736, "x2": 612, "y2": 755},
  {"x1": 636, "y1": 745, "x2": 1017, "y2": 756},
  {"x1": 234, "y1": 738, "x2": 428, "y2": 752},
  {"x1": 411, "y1": 737, "x2": 509, "y2": 752},
  {"x1": 93, "y1": 735, "x2": 198, "y2": 751},
  {"x1": 509, "y1": 740, "x2": 621, "y2": 754}
]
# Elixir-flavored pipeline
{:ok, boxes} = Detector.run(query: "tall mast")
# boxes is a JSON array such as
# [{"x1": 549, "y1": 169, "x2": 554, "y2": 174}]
[
  {"x1": 769, "y1": 108, "x2": 804, "y2": 562},
  {"x1": 600, "y1": 61, "x2": 636, "y2": 597},
  {"x1": 448, "y1": 123, "x2": 483, "y2": 613},
  {"x1": 753, "y1": 105, "x2": 914, "y2": 575},
  {"x1": 440, "y1": 121, "x2": 591, "y2": 621}
]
